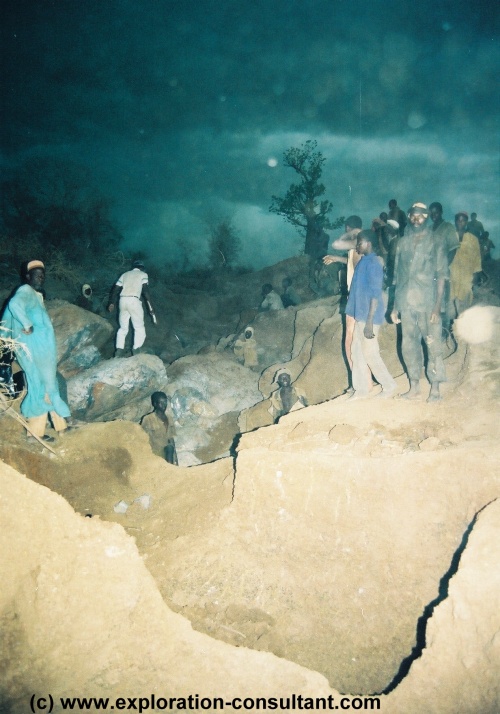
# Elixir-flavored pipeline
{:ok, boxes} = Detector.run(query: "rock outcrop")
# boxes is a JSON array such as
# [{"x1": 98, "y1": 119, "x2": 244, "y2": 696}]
[
  {"x1": 67, "y1": 353, "x2": 169, "y2": 422},
  {"x1": 46, "y1": 300, "x2": 114, "y2": 377}
]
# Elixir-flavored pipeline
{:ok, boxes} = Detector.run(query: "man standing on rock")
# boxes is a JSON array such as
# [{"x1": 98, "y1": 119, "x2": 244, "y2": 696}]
[
  {"x1": 345, "y1": 231, "x2": 396, "y2": 399},
  {"x1": 3, "y1": 260, "x2": 71, "y2": 442},
  {"x1": 108, "y1": 259, "x2": 156, "y2": 357},
  {"x1": 391, "y1": 203, "x2": 448, "y2": 402}
]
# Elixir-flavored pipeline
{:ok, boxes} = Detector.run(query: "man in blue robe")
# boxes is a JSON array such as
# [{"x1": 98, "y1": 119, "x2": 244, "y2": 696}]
[{"x1": 3, "y1": 260, "x2": 71, "y2": 441}]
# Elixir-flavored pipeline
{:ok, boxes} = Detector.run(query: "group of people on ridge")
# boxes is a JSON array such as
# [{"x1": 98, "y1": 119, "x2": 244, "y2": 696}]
[
  {"x1": 319, "y1": 200, "x2": 485, "y2": 403},
  {"x1": 1, "y1": 199, "x2": 488, "y2": 448}
]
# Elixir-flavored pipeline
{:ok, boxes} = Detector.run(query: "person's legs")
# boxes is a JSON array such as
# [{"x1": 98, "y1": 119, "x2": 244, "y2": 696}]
[
  {"x1": 26, "y1": 413, "x2": 47, "y2": 438},
  {"x1": 165, "y1": 438, "x2": 178, "y2": 465},
  {"x1": 50, "y1": 411, "x2": 67, "y2": 433},
  {"x1": 129, "y1": 299, "x2": 146, "y2": 349},
  {"x1": 400, "y1": 310, "x2": 423, "y2": 397},
  {"x1": 358, "y1": 323, "x2": 396, "y2": 394},
  {"x1": 116, "y1": 298, "x2": 132, "y2": 349},
  {"x1": 424, "y1": 313, "x2": 446, "y2": 401},
  {"x1": 345, "y1": 314, "x2": 355, "y2": 371},
  {"x1": 351, "y1": 322, "x2": 370, "y2": 396}
]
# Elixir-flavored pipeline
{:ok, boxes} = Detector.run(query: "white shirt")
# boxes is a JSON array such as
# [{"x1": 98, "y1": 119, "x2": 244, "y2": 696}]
[
  {"x1": 116, "y1": 268, "x2": 148, "y2": 298},
  {"x1": 261, "y1": 290, "x2": 284, "y2": 310}
]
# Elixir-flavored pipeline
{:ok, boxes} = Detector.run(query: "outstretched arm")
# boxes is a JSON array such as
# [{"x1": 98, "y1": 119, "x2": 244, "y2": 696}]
[
  {"x1": 107, "y1": 284, "x2": 121, "y2": 312},
  {"x1": 430, "y1": 278, "x2": 445, "y2": 323},
  {"x1": 142, "y1": 285, "x2": 156, "y2": 322},
  {"x1": 323, "y1": 255, "x2": 348, "y2": 265}
]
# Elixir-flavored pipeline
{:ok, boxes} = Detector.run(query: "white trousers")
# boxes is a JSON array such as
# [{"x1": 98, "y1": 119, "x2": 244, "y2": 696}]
[
  {"x1": 116, "y1": 296, "x2": 146, "y2": 349},
  {"x1": 352, "y1": 321, "x2": 396, "y2": 395}
]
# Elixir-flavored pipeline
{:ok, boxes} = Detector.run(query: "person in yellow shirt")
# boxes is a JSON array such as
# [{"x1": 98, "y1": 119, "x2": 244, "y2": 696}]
[{"x1": 449, "y1": 212, "x2": 482, "y2": 320}]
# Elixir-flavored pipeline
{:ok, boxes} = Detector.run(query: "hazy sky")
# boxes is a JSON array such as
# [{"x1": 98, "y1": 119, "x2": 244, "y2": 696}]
[{"x1": 2, "y1": 0, "x2": 499, "y2": 268}]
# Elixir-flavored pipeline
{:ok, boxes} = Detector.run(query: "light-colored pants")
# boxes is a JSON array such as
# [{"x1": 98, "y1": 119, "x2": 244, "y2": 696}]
[
  {"x1": 116, "y1": 296, "x2": 146, "y2": 350},
  {"x1": 27, "y1": 412, "x2": 67, "y2": 437},
  {"x1": 352, "y1": 322, "x2": 396, "y2": 396}
]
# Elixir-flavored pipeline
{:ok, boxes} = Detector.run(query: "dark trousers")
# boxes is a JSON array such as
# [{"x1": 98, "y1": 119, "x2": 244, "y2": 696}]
[{"x1": 400, "y1": 309, "x2": 446, "y2": 385}]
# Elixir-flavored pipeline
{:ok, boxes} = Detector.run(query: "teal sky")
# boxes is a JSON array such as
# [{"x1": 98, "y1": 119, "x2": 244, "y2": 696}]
[{"x1": 2, "y1": 0, "x2": 499, "y2": 268}]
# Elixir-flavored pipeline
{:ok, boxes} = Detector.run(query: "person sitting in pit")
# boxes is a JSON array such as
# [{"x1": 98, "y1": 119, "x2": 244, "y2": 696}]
[
  {"x1": 281, "y1": 277, "x2": 302, "y2": 307},
  {"x1": 233, "y1": 326, "x2": 258, "y2": 368},
  {"x1": 75, "y1": 284, "x2": 95, "y2": 311},
  {"x1": 140, "y1": 391, "x2": 178, "y2": 465},
  {"x1": 268, "y1": 369, "x2": 307, "y2": 422},
  {"x1": 259, "y1": 283, "x2": 284, "y2": 311}
]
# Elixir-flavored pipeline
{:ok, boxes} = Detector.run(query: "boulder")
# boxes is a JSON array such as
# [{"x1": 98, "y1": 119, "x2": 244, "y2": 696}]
[
  {"x1": 166, "y1": 352, "x2": 262, "y2": 463},
  {"x1": 46, "y1": 299, "x2": 113, "y2": 377},
  {"x1": 167, "y1": 352, "x2": 262, "y2": 418},
  {"x1": 257, "y1": 296, "x2": 342, "y2": 400},
  {"x1": 249, "y1": 309, "x2": 297, "y2": 367},
  {"x1": 66, "y1": 354, "x2": 168, "y2": 422}
]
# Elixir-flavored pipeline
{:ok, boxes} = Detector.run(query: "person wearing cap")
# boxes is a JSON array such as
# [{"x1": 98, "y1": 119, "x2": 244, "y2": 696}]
[
  {"x1": 108, "y1": 260, "x2": 155, "y2": 357},
  {"x1": 3, "y1": 260, "x2": 71, "y2": 441},
  {"x1": 449, "y1": 212, "x2": 482, "y2": 319},
  {"x1": 391, "y1": 203, "x2": 448, "y2": 402},
  {"x1": 233, "y1": 326, "x2": 258, "y2": 368},
  {"x1": 75, "y1": 283, "x2": 95, "y2": 312}
]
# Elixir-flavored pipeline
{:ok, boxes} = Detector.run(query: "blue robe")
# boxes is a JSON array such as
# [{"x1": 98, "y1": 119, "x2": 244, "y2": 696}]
[{"x1": 4, "y1": 284, "x2": 71, "y2": 419}]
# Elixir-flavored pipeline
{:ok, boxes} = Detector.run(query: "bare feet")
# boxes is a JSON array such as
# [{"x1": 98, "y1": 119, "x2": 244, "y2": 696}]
[
  {"x1": 427, "y1": 384, "x2": 442, "y2": 403},
  {"x1": 398, "y1": 385, "x2": 421, "y2": 400},
  {"x1": 376, "y1": 389, "x2": 396, "y2": 399},
  {"x1": 348, "y1": 391, "x2": 369, "y2": 401}
]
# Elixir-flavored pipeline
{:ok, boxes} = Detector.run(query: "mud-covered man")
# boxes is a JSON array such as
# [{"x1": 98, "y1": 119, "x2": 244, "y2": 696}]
[{"x1": 391, "y1": 203, "x2": 448, "y2": 402}]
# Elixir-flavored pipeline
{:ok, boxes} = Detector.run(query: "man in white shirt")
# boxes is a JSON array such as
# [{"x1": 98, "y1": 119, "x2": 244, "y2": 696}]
[{"x1": 108, "y1": 260, "x2": 155, "y2": 356}]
